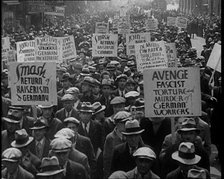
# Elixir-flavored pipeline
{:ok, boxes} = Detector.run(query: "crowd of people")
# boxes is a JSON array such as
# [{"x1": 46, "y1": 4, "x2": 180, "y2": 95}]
[{"x1": 1, "y1": 5, "x2": 222, "y2": 179}]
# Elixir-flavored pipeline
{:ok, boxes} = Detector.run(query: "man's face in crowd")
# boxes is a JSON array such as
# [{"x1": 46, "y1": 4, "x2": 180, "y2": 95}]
[
  {"x1": 116, "y1": 121, "x2": 126, "y2": 133},
  {"x1": 125, "y1": 83, "x2": 135, "y2": 92},
  {"x1": 118, "y1": 78, "x2": 126, "y2": 89},
  {"x1": 112, "y1": 103, "x2": 125, "y2": 114},
  {"x1": 135, "y1": 158, "x2": 153, "y2": 176},
  {"x1": 79, "y1": 112, "x2": 92, "y2": 124},
  {"x1": 102, "y1": 74, "x2": 110, "y2": 80},
  {"x1": 131, "y1": 107, "x2": 144, "y2": 120},
  {"x1": 33, "y1": 128, "x2": 46, "y2": 141},
  {"x1": 66, "y1": 122, "x2": 79, "y2": 133},
  {"x1": 62, "y1": 80, "x2": 71, "y2": 89},
  {"x1": 3, "y1": 161, "x2": 19, "y2": 174},
  {"x1": 6, "y1": 122, "x2": 20, "y2": 133},
  {"x1": 180, "y1": 131, "x2": 197, "y2": 143},
  {"x1": 92, "y1": 85, "x2": 100, "y2": 95},
  {"x1": 126, "y1": 134, "x2": 141, "y2": 148},
  {"x1": 81, "y1": 83, "x2": 90, "y2": 93},
  {"x1": 79, "y1": 52, "x2": 85, "y2": 59},
  {"x1": 101, "y1": 85, "x2": 111, "y2": 96},
  {"x1": 8, "y1": 109, "x2": 23, "y2": 119},
  {"x1": 42, "y1": 108, "x2": 53, "y2": 119},
  {"x1": 63, "y1": 101, "x2": 74, "y2": 112}
]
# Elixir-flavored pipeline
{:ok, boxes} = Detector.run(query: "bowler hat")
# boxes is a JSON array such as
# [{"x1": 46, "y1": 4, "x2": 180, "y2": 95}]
[
  {"x1": 122, "y1": 119, "x2": 144, "y2": 135},
  {"x1": 50, "y1": 137, "x2": 72, "y2": 153},
  {"x1": 92, "y1": 102, "x2": 106, "y2": 115},
  {"x1": 11, "y1": 129, "x2": 34, "y2": 148},
  {"x1": 133, "y1": 147, "x2": 156, "y2": 160},
  {"x1": 79, "y1": 102, "x2": 94, "y2": 113},
  {"x1": 37, "y1": 156, "x2": 64, "y2": 176},
  {"x1": 172, "y1": 142, "x2": 201, "y2": 165}
]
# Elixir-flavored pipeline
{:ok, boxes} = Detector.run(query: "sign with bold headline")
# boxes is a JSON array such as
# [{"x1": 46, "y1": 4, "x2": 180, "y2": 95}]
[
  {"x1": 9, "y1": 62, "x2": 57, "y2": 105},
  {"x1": 143, "y1": 67, "x2": 201, "y2": 117},
  {"x1": 165, "y1": 43, "x2": 177, "y2": 68},
  {"x1": 92, "y1": 34, "x2": 118, "y2": 57},
  {"x1": 60, "y1": 35, "x2": 77, "y2": 62},
  {"x1": 135, "y1": 41, "x2": 168, "y2": 72},
  {"x1": 16, "y1": 40, "x2": 36, "y2": 62},
  {"x1": 95, "y1": 22, "x2": 109, "y2": 34},
  {"x1": 126, "y1": 33, "x2": 151, "y2": 56}
]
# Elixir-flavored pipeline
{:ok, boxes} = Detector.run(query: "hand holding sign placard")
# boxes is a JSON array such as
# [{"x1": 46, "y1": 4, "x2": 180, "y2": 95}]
[{"x1": 143, "y1": 67, "x2": 201, "y2": 117}]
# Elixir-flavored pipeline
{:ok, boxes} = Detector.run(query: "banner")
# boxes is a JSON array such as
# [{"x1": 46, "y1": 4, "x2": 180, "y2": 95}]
[
  {"x1": 60, "y1": 35, "x2": 77, "y2": 62},
  {"x1": 9, "y1": 62, "x2": 57, "y2": 106},
  {"x1": 95, "y1": 22, "x2": 109, "y2": 34},
  {"x1": 92, "y1": 34, "x2": 118, "y2": 57},
  {"x1": 45, "y1": 6, "x2": 65, "y2": 17},
  {"x1": 176, "y1": 17, "x2": 188, "y2": 29},
  {"x1": 165, "y1": 43, "x2": 177, "y2": 68},
  {"x1": 126, "y1": 33, "x2": 151, "y2": 56},
  {"x1": 135, "y1": 41, "x2": 168, "y2": 72},
  {"x1": 118, "y1": 16, "x2": 130, "y2": 34},
  {"x1": 16, "y1": 40, "x2": 36, "y2": 62},
  {"x1": 146, "y1": 18, "x2": 158, "y2": 31},
  {"x1": 35, "y1": 36, "x2": 62, "y2": 62},
  {"x1": 167, "y1": 17, "x2": 176, "y2": 26},
  {"x1": 2, "y1": 37, "x2": 10, "y2": 62},
  {"x1": 143, "y1": 67, "x2": 201, "y2": 117},
  {"x1": 206, "y1": 43, "x2": 221, "y2": 73}
]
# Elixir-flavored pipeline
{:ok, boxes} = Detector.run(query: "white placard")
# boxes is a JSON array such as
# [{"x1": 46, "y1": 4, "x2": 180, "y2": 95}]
[
  {"x1": 95, "y1": 22, "x2": 109, "y2": 34},
  {"x1": 16, "y1": 40, "x2": 36, "y2": 62},
  {"x1": 206, "y1": 43, "x2": 221, "y2": 73}
]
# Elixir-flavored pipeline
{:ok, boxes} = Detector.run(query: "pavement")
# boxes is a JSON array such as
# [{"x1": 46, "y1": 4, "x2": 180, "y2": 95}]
[{"x1": 191, "y1": 35, "x2": 221, "y2": 179}]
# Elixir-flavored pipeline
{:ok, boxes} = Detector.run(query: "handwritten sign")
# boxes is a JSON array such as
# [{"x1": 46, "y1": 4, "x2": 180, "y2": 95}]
[
  {"x1": 9, "y1": 62, "x2": 57, "y2": 105},
  {"x1": 176, "y1": 17, "x2": 188, "y2": 29},
  {"x1": 92, "y1": 34, "x2": 118, "y2": 57},
  {"x1": 135, "y1": 41, "x2": 168, "y2": 72},
  {"x1": 167, "y1": 17, "x2": 176, "y2": 26},
  {"x1": 16, "y1": 40, "x2": 36, "y2": 62},
  {"x1": 126, "y1": 33, "x2": 151, "y2": 56},
  {"x1": 95, "y1": 22, "x2": 109, "y2": 34},
  {"x1": 118, "y1": 16, "x2": 130, "y2": 34},
  {"x1": 143, "y1": 67, "x2": 201, "y2": 117},
  {"x1": 146, "y1": 18, "x2": 158, "y2": 31},
  {"x1": 35, "y1": 36, "x2": 62, "y2": 63},
  {"x1": 206, "y1": 43, "x2": 221, "y2": 73},
  {"x1": 165, "y1": 43, "x2": 177, "y2": 68},
  {"x1": 60, "y1": 35, "x2": 77, "y2": 62},
  {"x1": 2, "y1": 37, "x2": 10, "y2": 62}
]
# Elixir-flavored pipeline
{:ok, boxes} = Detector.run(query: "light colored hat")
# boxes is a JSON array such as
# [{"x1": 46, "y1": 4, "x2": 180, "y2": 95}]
[
  {"x1": 61, "y1": 94, "x2": 75, "y2": 102},
  {"x1": 122, "y1": 119, "x2": 145, "y2": 135},
  {"x1": 64, "y1": 117, "x2": 80, "y2": 125},
  {"x1": 38, "y1": 104, "x2": 54, "y2": 109},
  {"x1": 124, "y1": 66, "x2": 130, "y2": 72},
  {"x1": 37, "y1": 156, "x2": 64, "y2": 176},
  {"x1": 177, "y1": 117, "x2": 200, "y2": 134},
  {"x1": 108, "y1": 171, "x2": 128, "y2": 179},
  {"x1": 110, "y1": 96, "x2": 126, "y2": 105},
  {"x1": 114, "y1": 111, "x2": 132, "y2": 123},
  {"x1": 11, "y1": 129, "x2": 34, "y2": 148},
  {"x1": 66, "y1": 87, "x2": 80, "y2": 95},
  {"x1": 79, "y1": 102, "x2": 94, "y2": 113},
  {"x1": 115, "y1": 74, "x2": 128, "y2": 82},
  {"x1": 50, "y1": 137, "x2": 72, "y2": 153},
  {"x1": 187, "y1": 168, "x2": 206, "y2": 179},
  {"x1": 81, "y1": 76, "x2": 94, "y2": 86},
  {"x1": 101, "y1": 78, "x2": 113, "y2": 87},
  {"x1": 2, "y1": 148, "x2": 22, "y2": 162},
  {"x1": 54, "y1": 128, "x2": 75, "y2": 139},
  {"x1": 172, "y1": 142, "x2": 201, "y2": 165},
  {"x1": 124, "y1": 91, "x2": 140, "y2": 98},
  {"x1": 133, "y1": 147, "x2": 156, "y2": 160},
  {"x1": 92, "y1": 102, "x2": 106, "y2": 115},
  {"x1": 2, "y1": 115, "x2": 20, "y2": 124},
  {"x1": 110, "y1": 60, "x2": 120, "y2": 66}
]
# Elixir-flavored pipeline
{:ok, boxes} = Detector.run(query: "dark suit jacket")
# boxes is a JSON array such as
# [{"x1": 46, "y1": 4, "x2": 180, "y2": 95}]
[
  {"x1": 2, "y1": 165, "x2": 34, "y2": 179},
  {"x1": 45, "y1": 117, "x2": 64, "y2": 140},
  {"x1": 55, "y1": 108, "x2": 80, "y2": 123},
  {"x1": 78, "y1": 120, "x2": 103, "y2": 154},
  {"x1": 63, "y1": 160, "x2": 88, "y2": 179},
  {"x1": 57, "y1": 89, "x2": 67, "y2": 110},
  {"x1": 29, "y1": 137, "x2": 51, "y2": 160},
  {"x1": 99, "y1": 95, "x2": 114, "y2": 117},
  {"x1": 1, "y1": 130, "x2": 15, "y2": 152}
]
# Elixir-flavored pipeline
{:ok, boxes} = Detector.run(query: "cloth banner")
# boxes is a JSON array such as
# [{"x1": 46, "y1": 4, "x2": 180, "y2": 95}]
[
  {"x1": 143, "y1": 67, "x2": 201, "y2": 117},
  {"x1": 9, "y1": 62, "x2": 57, "y2": 105}
]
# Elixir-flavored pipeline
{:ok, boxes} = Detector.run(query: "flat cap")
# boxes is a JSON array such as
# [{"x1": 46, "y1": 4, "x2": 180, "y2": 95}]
[
  {"x1": 66, "y1": 87, "x2": 80, "y2": 94},
  {"x1": 50, "y1": 137, "x2": 72, "y2": 153},
  {"x1": 110, "y1": 96, "x2": 126, "y2": 105},
  {"x1": 114, "y1": 111, "x2": 131, "y2": 123},
  {"x1": 64, "y1": 117, "x2": 80, "y2": 125},
  {"x1": 61, "y1": 94, "x2": 75, "y2": 102},
  {"x1": 2, "y1": 148, "x2": 22, "y2": 162},
  {"x1": 124, "y1": 91, "x2": 140, "y2": 98},
  {"x1": 115, "y1": 74, "x2": 128, "y2": 82},
  {"x1": 133, "y1": 147, "x2": 156, "y2": 160},
  {"x1": 54, "y1": 128, "x2": 75, "y2": 139},
  {"x1": 101, "y1": 78, "x2": 113, "y2": 87}
]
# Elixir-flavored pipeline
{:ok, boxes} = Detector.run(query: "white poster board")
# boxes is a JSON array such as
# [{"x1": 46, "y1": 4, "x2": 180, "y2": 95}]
[
  {"x1": 143, "y1": 67, "x2": 201, "y2": 117},
  {"x1": 206, "y1": 43, "x2": 221, "y2": 73},
  {"x1": 176, "y1": 17, "x2": 188, "y2": 29},
  {"x1": 167, "y1": 17, "x2": 176, "y2": 26},
  {"x1": 135, "y1": 41, "x2": 168, "y2": 72},
  {"x1": 92, "y1": 34, "x2": 118, "y2": 57},
  {"x1": 16, "y1": 40, "x2": 36, "y2": 62},
  {"x1": 146, "y1": 18, "x2": 158, "y2": 31},
  {"x1": 9, "y1": 62, "x2": 57, "y2": 105},
  {"x1": 95, "y1": 22, "x2": 109, "y2": 34},
  {"x1": 165, "y1": 43, "x2": 177, "y2": 68},
  {"x1": 126, "y1": 33, "x2": 151, "y2": 56},
  {"x1": 60, "y1": 35, "x2": 77, "y2": 62}
]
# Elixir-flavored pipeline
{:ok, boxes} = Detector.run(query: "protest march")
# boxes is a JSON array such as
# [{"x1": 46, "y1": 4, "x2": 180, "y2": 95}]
[{"x1": 1, "y1": 1, "x2": 222, "y2": 179}]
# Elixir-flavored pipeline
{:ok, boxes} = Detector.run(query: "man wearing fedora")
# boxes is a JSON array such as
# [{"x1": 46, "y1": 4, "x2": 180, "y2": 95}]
[
  {"x1": 11, "y1": 129, "x2": 41, "y2": 175},
  {"x1": 29, "y1": 117, "x2": 51, "y2": 160},
  {"x1": 79, "y1": 76, "x2": 95, "y2": 104},
  {"x1": 36, "y1": 156, "x2": 64, "y2": 179},
  {"x1": 2, "y1": 115, "x2": 21, "y2": 152},
  {"x1": 49, "y1": 137, "x2": 88, "y2": 179},
  {"x1": 2, "y1": 147, "x2": 34, "y2": 179},
  {"x1": 63, "y1": 117, "x2": 97, "y2": 179},
  {"x1": 55, "y1": 94, "x2": 80, "y2": 123},
  {"x1": 103, "y1": 111, "x2": 131, "y2": 179},
  {"x1": 38, "y1": 104, "x2": 63, "y2": 140},
  {"x1": 126, "y1": 147, "x2": 160, "y2": 179},
  {"x1": 110, "y1": 119, "x2": 147, "y2": 175},
  {"x1": 166, "y1": 142, "x2": 210, "y2": 179}
]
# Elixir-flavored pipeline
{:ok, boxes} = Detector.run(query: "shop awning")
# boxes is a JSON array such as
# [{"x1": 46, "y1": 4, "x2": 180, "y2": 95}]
[{"x1": 3, "y1": 0, "x2": 20, "y2": 5}]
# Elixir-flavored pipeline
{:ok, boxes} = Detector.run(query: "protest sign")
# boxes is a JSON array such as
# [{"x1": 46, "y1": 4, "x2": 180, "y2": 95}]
[
  {"x1": 60, "y1": 35, "x2": 77, "y2": 63},
  {"x1": 95, "y1": 22, "x2": 109, "y2": 34},
  {"x1": 167, "y1": 17, "x2": 176, "y2": 26},
  {"x1": 165, "y1": 43, "x2": 177, "y2": 68},
  {"x1": 145, "y1": 18, "x2": 158, "y2": 31},
  {"x1": 2, "y1": 37, "x2": 10, "y2": 62},
  {"x1": 92, "y1": 34, "x2": 118, "y2": 57},
  {"x1": 35, "y1": 36, "x2": 62, "y2": 63},
  {"x1": 9, "y1": 62, "x2": 57, "y2": 106},
  {"x1": 206, "y1": 43, "x2": 221, "y2": 73},
  {"x1": 143, "y1": 67, "x2": 201, "y2": 117},
  {"x1": 176, "y1": 16, "x2": 188, "y2": 29},
  {"x1": 135, "y1": 41, "x2": 168, "y2": 72},
  {"x1": 45, "y1": 6, "x2": 65, "y2": 17},
  {"x1": 16, "y1": 40, "x2": 36, "y2": 62},
  {"x1": 118, "y1": 16, "x2": 130, "y2": 34},
  {"x1": 126, "y1": 33, "x2": 151, "y2": 56}
]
